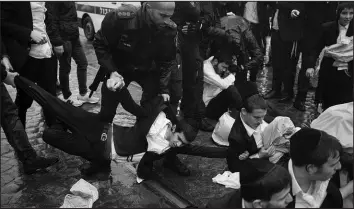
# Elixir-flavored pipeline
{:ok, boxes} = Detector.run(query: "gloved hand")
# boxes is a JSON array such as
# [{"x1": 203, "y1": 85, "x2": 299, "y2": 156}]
[{"x1": 181, "y1": 20, "x2": 208, "y2": 35}]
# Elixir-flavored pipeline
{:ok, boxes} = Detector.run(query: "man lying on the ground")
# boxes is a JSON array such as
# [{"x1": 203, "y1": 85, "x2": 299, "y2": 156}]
[
  {"x1": 206, "y1": 159, "x2": 293, "y2": 208},
  {"x1": 287, "y1": 128, "x2": 353, "y2": 208},
  {"x1": 14, "y1": 76, "x2": 227, "y2": 177}
]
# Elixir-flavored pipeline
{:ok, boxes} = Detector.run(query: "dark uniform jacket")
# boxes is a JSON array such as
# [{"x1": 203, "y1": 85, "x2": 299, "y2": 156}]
[
  {"x1": 172, "y1": 2, "x2": 240, "y2": 60},
  {"x1": 93, "y1": 4, "x2": 176, "y2": 95},
  {"x1": 219, "y1": 15, "x2": 264, "y2": 78},
  {"x1": 45, "y1": 2, "x2": 80, "y2": 45}
]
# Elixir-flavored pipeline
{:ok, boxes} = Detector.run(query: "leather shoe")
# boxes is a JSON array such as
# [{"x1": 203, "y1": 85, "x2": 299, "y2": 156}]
[
  {"x1": 80, "y1": 160, "x2": 111, "y2": 176},
  {"x1": 278, "y1": 96, "x2": 293, "y2": 103},
  {"x1": 293, "y1": 101, "x2": 306, "y2": 111},
  {"x1": 163, "y1": 156, "x2": 190, "y2": 176},
  {"x1": 199, "y1": 118, "x2": 215, "y2": 132},
  {"x1": 263, "y1": 90, "x2": 281, "y2": 99},
  {"x1": 23, "y1": 156, "x2": 59, "y2": 175}
]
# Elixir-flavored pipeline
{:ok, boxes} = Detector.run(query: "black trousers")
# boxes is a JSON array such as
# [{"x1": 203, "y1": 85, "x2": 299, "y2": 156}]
[
  {"x1": 15, "y1": 56, "x2": 57, "y2": 128},
  {"x1": 137, "y1": 145, "x2": 228, "y2": 178},
  {"x1": 271, "y1": 30, "x2": 301, "y2": 96},
  {"x1": 295, "y1": 58, "x2": 311, "y2": 102},
  {"x1": 100, "y1": 63, "x2": 182, "y2": 123},
  {"x1": 58, "y1": 38, "x2": 88, "y2": 99},
  {"x1": 1, "y1": 83, "x2": 37, "y2": 162},
  {"x1": 99, "y1": 71, "x2": 160, "y2": 123},
  {"x1": 204, "y1": 85, "x2": 243, "y2": 120},
  {"x1": 179, "y1": 32, "x2": 205, "y2": 124}
]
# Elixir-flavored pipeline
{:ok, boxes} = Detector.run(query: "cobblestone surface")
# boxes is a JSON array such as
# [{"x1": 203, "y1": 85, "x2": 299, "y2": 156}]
[{"x1": 1, "y1": 30, "x2": 320, "y2": 208}]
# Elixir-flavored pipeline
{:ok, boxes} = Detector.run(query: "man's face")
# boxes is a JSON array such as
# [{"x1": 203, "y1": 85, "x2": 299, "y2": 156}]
[
  {"x1": 311, "y1": 154, "x2": 342, "y2": 181},
  {"x1": 339, "y1": 8, "x2": 354, "y2": 27},
  {"x1": 242, "y1": 108, "x2": 267, "y2": 129},
  {"x1": 147, "y1": 2, "x2": 175, "y2": 29},
  {"x1": 216, "y1": 62, "x2": 229, "y2": 75},
  {"x1": 260, "y1": 186, "x2": 293, "y2": 208}
]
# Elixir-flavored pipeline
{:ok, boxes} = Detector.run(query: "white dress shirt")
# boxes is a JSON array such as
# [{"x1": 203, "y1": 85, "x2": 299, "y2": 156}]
[
  {"x1": 240, "y1": 113, "x2": 268, "y2": 158},
  {"x1": 244, "y1": 2, "x2": 259, "y2": 24},
  {"x1": 288, "y1": 159, "x2": 330, "y2": 208},
  {"x1": 337, "y1": 23, "x2": 350, "y2": 44},
  {"x1": 29, "y1": 2, "x2": 52, "y2": 59}
]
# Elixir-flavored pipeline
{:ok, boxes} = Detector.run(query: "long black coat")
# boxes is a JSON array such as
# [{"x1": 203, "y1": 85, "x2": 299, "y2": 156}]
[{"x1": 310, "y1": 21, "x2": 353, "y2": 109}]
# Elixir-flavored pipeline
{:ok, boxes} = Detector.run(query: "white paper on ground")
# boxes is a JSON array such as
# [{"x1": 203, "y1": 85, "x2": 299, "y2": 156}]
[
  {"x1": 60, "y1": 179, "x2": 99, "y2": 208},
  {"x1": 212, "y1": 171, "x2": 240, "y2": 189}
]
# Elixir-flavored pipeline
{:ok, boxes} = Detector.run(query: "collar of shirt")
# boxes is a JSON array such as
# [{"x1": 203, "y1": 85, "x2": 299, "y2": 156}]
[
  {"x1": 288, "y1": 159, "x2": 304, "y2": 197},
  {"x1": 240, "y1": 113, "x2": 265, "y2": 137},
  {"x1": 242, "y1": 198, "x2": 245, "y2": 208},
  {"x1": 338, "y1": 22, "x2": 350, "y2": 31},
  {"x1": 288, "y1": 159, "x2": 329, "y2": 208}
]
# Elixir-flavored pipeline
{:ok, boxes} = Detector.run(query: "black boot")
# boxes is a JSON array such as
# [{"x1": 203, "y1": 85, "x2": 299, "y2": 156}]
[
  {"x1": 80, "y1": 160, "x2": 111, "y2": 176},
  {"x1": 163, "y1": 155, "x2": 190, "y2": 176},
  {"x1": 1, "y1": 115, "x2": 59, "y2": 174},
  {"x1": 136, "y1": 152, "x2": 160, "y2": 180},
  {"x1": 23, "y1": 156, "x2": 59, "y2": 175},
  {"x1": 199, "y1": 118, "x2": 215, "y2": 132}
]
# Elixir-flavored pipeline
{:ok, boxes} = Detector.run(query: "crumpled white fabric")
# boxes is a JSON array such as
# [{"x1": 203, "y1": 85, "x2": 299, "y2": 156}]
[
  {"x1": 212, "y1": 112, "x2": 235, "y2": 147},
  {"x1": 311, "y1": 102, "x2": 353, "y2": 148},
  {"x1": 212, "y1": 171, "x2": 240, "y2": 189},
  {"x1": 60, "y1": 179, "x2": 99, "y2": 208}
]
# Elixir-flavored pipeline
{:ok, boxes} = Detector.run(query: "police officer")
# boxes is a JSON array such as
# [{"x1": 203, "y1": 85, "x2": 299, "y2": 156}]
[{"x1": 93, "y1": 2, "x2": 191, "y2": 176}]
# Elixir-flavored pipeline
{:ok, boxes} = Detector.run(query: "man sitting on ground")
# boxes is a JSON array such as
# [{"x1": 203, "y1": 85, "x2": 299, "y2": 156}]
[
  {"x1": 287, "y1": 128, "x2": 353, "y2": 208},
  {"x1": 206, "y1": 159, "x2": 293, "y2": 208}
]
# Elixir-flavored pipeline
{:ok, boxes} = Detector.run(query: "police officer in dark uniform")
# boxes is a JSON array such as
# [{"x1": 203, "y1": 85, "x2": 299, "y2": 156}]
[
  {"x1": 93, "y1": 2, "x2": 191, "y2": 176},
  {"x1": 171, "y1": 2, "x2": 240, "y2": 136}
]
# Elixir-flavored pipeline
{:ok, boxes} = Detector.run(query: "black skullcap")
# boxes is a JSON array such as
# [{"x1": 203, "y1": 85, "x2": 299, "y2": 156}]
[
  {"x1": 240, "y1": 159, "x2": 277, "y2": 185},
  {"x1": 290, "y1": 128, "x2": 322, "y2": 157},
  {"x1": 236, "y1": 81, "x2": 259, "y2": 101}
]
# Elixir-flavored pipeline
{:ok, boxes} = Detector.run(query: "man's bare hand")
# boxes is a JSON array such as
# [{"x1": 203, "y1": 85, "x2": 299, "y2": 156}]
[
  {"x1": 107, "y1": 72, "x2": 125, "y2": 92},
  {"x1": 54, "y1": 46, "x2": 64, "y2": 57},
  {"x1": 4, "y1": 71, "x2": 18, "y2": 88},
  {"x1": 160, "y1": 93, "x2": 170, "y2": 102},
  {"x1": 290, "y1": 9, "x2": 300, "y2": 18},
  {"x1": 1, "y1": 57, "x2": 14, "y2": 71},
  {"x1": 30, "y1": 30, "x2": 47, "y2": 44},
  {"x1": 306, "y1": 68, "x2": 315, "y2": 77},
  {"x1": 259, "y1": 145, "x2": 275, "y2": 158},
  {"x1": 239, "y1": 151, "x2": 250, "y2": 160}
]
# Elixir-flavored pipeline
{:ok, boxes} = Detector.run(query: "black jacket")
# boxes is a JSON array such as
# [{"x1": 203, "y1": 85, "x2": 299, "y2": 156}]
[
  {"x1": 206, "y1": 190, "x2": 242, "y2": 208},
  {"x1": 226, "y1": 110, "x2": 260, "y2": 173},
  {"x1": 0, "y1": 2, "x2": 56, "y2": 71},
  {"x1": 216, "y1": 16, "x2": 264, "y2": 76},
  {"x1": 93, "y1": 4, "x2": 176, "y2": 95},
  {"x1": 45, "y1": 2, "x2": 80, "y2": 45},
  {"x1": 1, "y1": 39, "x2": 8, "y2": 82}
]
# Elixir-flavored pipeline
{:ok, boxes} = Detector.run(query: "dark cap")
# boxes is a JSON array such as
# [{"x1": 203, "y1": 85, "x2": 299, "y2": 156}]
[
  {"x1": 240, "y1": 159, "x2": 277, "y2": 185},
  {"x1": 236, "y1": 81, "x2": 260, "y2": 101},
  {"x1": 290, "y1": 128, "x2": 321, "y2": 155}
]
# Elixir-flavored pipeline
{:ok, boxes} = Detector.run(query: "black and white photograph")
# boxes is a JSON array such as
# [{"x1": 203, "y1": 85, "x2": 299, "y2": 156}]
[{"x1": 0, "y1": 1, "x2": 353, "y2": 208}]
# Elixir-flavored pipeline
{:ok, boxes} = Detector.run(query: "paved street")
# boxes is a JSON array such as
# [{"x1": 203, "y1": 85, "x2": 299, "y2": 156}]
[{"x1": 1, "y1": 29, "x2": 319, "y2": 208}]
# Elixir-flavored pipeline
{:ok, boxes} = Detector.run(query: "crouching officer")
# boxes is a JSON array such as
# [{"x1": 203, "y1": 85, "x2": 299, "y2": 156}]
[{"x1": 93, "y1": 2, "x2": 191, "y2": 176}]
